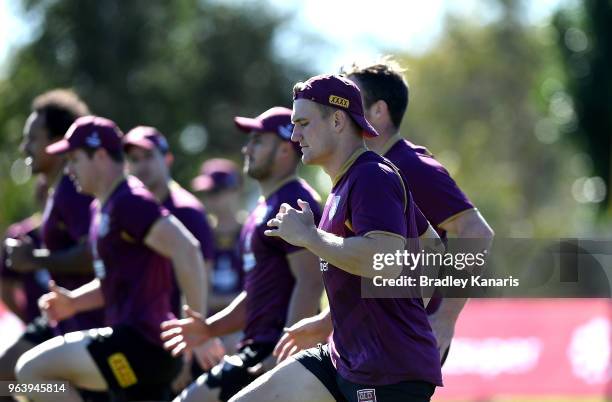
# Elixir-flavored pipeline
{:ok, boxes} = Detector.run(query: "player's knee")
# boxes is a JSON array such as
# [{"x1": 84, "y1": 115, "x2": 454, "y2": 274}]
[{"x1": 14, "y1": 349, "x2": 40, "y2": 382}]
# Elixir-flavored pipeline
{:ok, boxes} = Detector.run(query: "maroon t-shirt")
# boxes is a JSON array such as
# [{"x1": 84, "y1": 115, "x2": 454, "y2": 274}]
[
  {"x1": 239, "y1": 178, "x2": 321, "y2": 346},
  {"x1": 91, "y1": 177, "x2": 173, "y2": 345},
  {"x1": 162, "y1": 181, "x2": 215, "y2": 316},
  {"x1": 319, "y1": 149, "x2": 442, "y2": 386},
  {"x1": 41, "y1": 175, "x2": 103, "y2": 333}
]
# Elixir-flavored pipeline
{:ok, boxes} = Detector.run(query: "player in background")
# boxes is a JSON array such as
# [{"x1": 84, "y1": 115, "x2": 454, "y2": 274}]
[
  {"x1": 0, "y1": 176, "x2": 48, "y2": 324},
  {"x1": 191, "y1": 159, "x2": 244, "y2": 317},
  {"x1": 124, "y1": 126, "x2": 226, "y2": 389},
  {"x1": 15, "y1": 116, "x2": 207, "y2": 402},
  {"x1": 160, "y1": 107, "x2": 323, "y2": 402},
  {"x1": 232, "y1": 75, "x2": 441, "y2": 402},
  {"x1": 0, "y1": 91, "x2": 104, "y2": 396},
  {"x1": 343, "y1": 58, "x2": 494, "y2": 363},
  {"x1": 191, "y1": 158, "x2": 245, "y2": 359}
]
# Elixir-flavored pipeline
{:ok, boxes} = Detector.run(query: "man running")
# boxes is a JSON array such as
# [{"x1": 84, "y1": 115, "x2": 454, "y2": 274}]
[
  {"x1": 0, "y1": 91, "x2": 104, "y2": 393},
  {"x1": 160, "y1": 107, "x2": 323, "y2": 402},
  {"x1": 233, "y1": 75, "x2": 442, "y2": 402},
  {"x1": 343, "y1": 58, "x2": 494, "y2": 362},
  {"x1": 15, "y1": 116, "x2": 207, "y2": 402}
]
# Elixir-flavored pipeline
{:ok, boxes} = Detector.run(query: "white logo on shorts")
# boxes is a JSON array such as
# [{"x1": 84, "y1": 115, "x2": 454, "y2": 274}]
[{"x1": 357, "y1": 389, "x2": 376, "y2": 402}]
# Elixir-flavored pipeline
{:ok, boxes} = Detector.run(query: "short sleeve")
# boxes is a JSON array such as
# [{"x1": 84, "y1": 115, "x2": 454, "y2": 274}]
[
  {"x1": 349, "y1": 163, "x2": 407, "y2": 239},
  {"x1": 173, "y1": 207, "x2": 215, "y2": 260},
  {"x1": 409, "y1": 156, "x2": 474, "y2": 227},
  {"x1": 55, "y1": 178, "x2": 93, "y2": 242},
  {"x1": 414, "y1": 204, "x2": 430, "y2": 236},
  {"x1": 114, "y1": 192, "x2": 168, "y2": 242}
]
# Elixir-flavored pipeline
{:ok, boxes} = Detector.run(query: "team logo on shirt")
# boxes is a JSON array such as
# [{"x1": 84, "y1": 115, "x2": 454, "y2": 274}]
[
  {"x1": 85, "y1": 131, "x2": 101, "y2": 148},
  {"x1": 357, "y1": 389, "x2": 377, "y2": 402},
  {"x1": 97, "y1": 213, "x2": 110, "y2": 238},
  {"x1": 328, "y1": 195, "x2": 341, "y2": 219}
]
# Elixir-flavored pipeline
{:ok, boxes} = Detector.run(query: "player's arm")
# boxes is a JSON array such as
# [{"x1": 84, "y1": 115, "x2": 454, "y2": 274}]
[
  {"x1": 205, "y1": 289, "x2": 247, "y2": 337},
  {"x1": 5, "y1": 237, "x2": 94, "y2": 275},
  {"x1": 145, "y1": 214, "x2": 207, "y2": 314},
  {"x1": 286, "y1": 249, "x2": 323, "y2": 326},
  {"x1": 160, "y1": 290, "x2": 246, "y2": 356},
  {"x1": 430, "y1": 209, "x2": 494, "y2": 355},
  {"x1": 39, "y1": 279, "x2": 104, "y2": 325},
  {"x1": 274, "y1": 307, "x2": 332, "y2": 363},
  {"x1": 265, "y1": 200, "x2": 405, "y2": 279}
]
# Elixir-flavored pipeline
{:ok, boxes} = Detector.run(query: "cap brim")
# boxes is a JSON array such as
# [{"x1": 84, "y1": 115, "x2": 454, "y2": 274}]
[
  {"x1": 351, "y1": 114, "x2": 380, "y2": 137},
  {"x1": 45, "y1": 139, "x2": 72, "y2": 155},
  {"x1": 191, "y1": 175, "x2": 215, "y2": 192},
  {"x1": 234, "y1": 116, "x2": 264, "y2": 133},
  {"x1": 123, "y1": 137, "x2": 156, "y2": 151}
]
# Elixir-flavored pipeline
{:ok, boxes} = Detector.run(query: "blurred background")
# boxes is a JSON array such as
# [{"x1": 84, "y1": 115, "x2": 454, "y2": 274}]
[{"x1": 0, "y1": 0, "x2": 610, "y2": 400}]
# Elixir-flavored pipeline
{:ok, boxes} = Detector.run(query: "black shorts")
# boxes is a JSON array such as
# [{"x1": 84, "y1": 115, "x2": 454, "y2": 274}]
[
  {"x1": 295, "y1": 344, "x2": 436, "y2": 402},
  {"x1": 86, "y1": 325, "x2": 182, "y2": 402},
  {"x1": 198, "y1": 342, "x2": 275, "y2": 402},
  {"x1": 22, "y1": 315, "x2": 56, "y2": 345}
]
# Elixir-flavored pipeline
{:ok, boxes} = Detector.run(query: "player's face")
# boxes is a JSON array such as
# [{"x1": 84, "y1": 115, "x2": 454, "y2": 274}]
[
  {"x1": 241, "y1": 132, "x2": 280, "y2": 180},
  {"x1": 125, "y1": 146, "x2": 167, "y2": 189},
  {"x1": 66, "y1": 149, "x2": 97, "y2": 194},
  {"x1": 291, "y1": 99, "x2": 335, "y2": 166},
  {"x1": 20, "y1": 112, "x2": 55, "y2": 174},
  {"x1": 200, "y1": 187, "x2": 240, "y2": 217}
]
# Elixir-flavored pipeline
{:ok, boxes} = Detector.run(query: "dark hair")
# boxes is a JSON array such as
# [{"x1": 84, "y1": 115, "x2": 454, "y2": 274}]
[
  {"x1": 83, "y1": 146, "x2": 124, "y2": 163},
  {"x1": 31, "y1": 89, "x2": 90, "y2": 140},
  {"x1": 340, "y1": 56, "x2": 409, "y2": 129}
]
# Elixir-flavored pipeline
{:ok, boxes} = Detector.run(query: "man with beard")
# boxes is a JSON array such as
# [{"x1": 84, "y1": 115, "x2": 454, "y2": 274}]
[{"x1": 160, "y1": 107, "x2": 323, "y2": 402}]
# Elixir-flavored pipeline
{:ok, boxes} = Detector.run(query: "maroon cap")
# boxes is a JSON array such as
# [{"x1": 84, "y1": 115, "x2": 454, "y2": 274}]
[
  {"x1": 191, "y1": 158, "x2": 241, "y2": 193},
  {"x1": 46, "y1": 115, "x2": 124, "y2": 155},
  {"x1": 234, "y1": 107, "x2": 300, "y2": 153},
  {"x1": 293, "y1": 74, "x2": 379, "y2": 137},
  {"x1": 123, "y1": 126, "x2": 170, "y2": 154}
]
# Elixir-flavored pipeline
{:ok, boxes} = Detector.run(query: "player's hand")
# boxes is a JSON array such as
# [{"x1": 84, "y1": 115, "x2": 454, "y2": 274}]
[
  {"x1": 193, "y1": 337, "x2": 225, "y2": 371},
  {"x1": 264, "y1": 199, "x2": 316, "y2": 247},
  {"x1": 4, "y1": 237, "x2": 37, "y2": 273},
  {"x1": 38, "y1": 280, "x2": 76, "y2": 326},
  {"x1": 273, "y1": 315, "x2": 329, "y2": 364},
  {"x1": 160, "y1": 305, "x2": 212, "y2": 357}
]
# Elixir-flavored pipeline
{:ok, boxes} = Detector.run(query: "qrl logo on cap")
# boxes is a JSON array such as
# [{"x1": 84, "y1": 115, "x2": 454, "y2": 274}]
[
  {"x1": 357, "y1": 389, "x2": 376, "y2": 402},
  {"x1": 278, "y1": 123, "x2": 294, "y2": 140},
  {"x1": 329, "y1": 95, "x2": 350, "y2": 109},
  {"x1": 86, "y1": 132, "x2": 101, "y2": 148}
]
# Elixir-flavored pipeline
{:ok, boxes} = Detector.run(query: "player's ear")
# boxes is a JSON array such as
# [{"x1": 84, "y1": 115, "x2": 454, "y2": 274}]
[
  {"x1": 332, "y1": 110, "x2": 345, "y2": 132},
  {"x1": 165, "y1": 152, "x2": 174, "y2": 167}
]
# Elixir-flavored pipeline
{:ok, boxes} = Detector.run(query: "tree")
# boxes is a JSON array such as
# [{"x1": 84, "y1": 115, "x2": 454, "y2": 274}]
[{"x1": 0, "y1": 0, "x2": 312, "y2": 230}]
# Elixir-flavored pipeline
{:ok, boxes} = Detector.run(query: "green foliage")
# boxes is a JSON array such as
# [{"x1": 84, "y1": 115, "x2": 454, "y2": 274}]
[
  {"x1": 398, "y1": 5, "x2": 600, "y2": 236},
  {"x1": 0, "y1": 0, "x2": 311, "y2": 232},
  {"x1": 552, "y1": 0, "x2": 612, "y2": 214}
]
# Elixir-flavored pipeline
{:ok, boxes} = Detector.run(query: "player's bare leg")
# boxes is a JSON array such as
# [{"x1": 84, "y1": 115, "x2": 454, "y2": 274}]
[
  {"x1": 15, "y1": 330, "x2": 108, "y2": 402},
  {"x1": 173, "y1": 373, "x2": 221, "y2": 402},
  {"x1": 229, "y1": 358, "x2": 334, "y2": 402}
]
